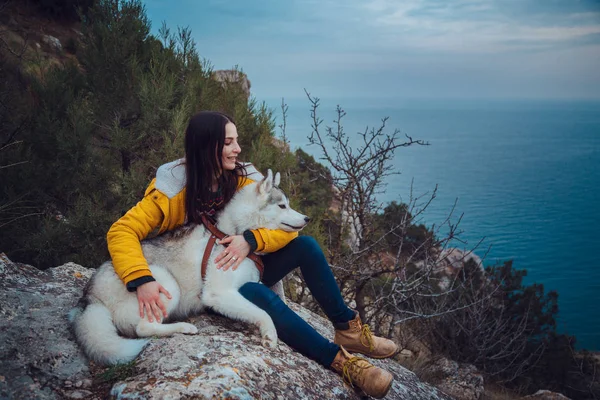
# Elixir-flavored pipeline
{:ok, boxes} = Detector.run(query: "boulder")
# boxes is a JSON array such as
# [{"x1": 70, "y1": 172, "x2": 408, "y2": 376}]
[
  {"x1": 438, "y1": 248, "x2": 483, "y2": 273},
  {"x1": 212, "y1": 69, "x2": 251, "y2": 98},
  {"x1": 42, "y1": 34, "x2": 62, "y2": 51},
  {"x1": 0, "y1": 254, "x2": 455, "y2": 399},
  {"x1": 0, "y1": 253, "x2": 93, "y2": 399},
  {"x1": 420, "y1": 357, "x2": 484, "y2": 400},
  {"x1": 112, "y1": 304, "x2": 453, "y2": 399},
  {"x1": 523, "y1": 390, "x2": 571, "y2": 399}
]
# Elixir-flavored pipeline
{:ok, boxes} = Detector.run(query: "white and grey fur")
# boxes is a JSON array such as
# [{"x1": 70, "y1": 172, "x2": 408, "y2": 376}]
[{"x1": 69, "y1": 169, "x2": 309, "y2": 366}]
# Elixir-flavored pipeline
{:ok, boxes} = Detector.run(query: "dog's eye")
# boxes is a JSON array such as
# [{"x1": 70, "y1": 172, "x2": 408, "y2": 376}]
[{"x1": 278, "y1": 204, "x2": 286, "y2": 209}]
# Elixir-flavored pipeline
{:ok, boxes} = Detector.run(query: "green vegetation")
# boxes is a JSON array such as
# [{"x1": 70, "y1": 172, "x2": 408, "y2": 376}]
[
  {"x1": 373, "y1": 201, "x2": 433, "y2": 260},
  {"x1": 32, "y1": 0, "x2": 96, "y2": 21},
  {"x1": 97, "y1": 360, "x2": 137, "y2": 383},
  {"x1": 415, "y1": 259, "x2": 599, "y2": 398}
]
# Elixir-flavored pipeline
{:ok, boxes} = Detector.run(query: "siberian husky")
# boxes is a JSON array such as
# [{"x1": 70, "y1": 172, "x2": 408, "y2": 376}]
[{"x1": 70, "y1": 169, "x2": 309, "y2": 365}]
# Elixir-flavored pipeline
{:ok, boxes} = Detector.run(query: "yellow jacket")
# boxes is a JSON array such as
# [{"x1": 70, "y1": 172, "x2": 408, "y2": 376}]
[{"x1": 107, "y1": 160, "x2": 298, "y2": 285}]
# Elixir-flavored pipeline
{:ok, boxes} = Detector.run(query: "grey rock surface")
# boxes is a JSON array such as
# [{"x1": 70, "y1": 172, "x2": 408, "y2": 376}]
[
  {"x1": 0, "y1": 254, "x2": 454, "y2": 399},
  {"x1": 42, "y1": 34, "x2": 62, "y2": 51},
  {"x1": 523, "y1": 390, "x2": 571, "y2": 399},
  {"x1": 212, "y1": 69, "x2": 252, "y2": 98},
  {"x1": 417, "y1": 357, "x2": 484, "y2": 400},
  {"x1": 0, "y1": 253, "x2": 93, "y2": 400},
  {"x1": 112, "y1": 303, "x2": 453, "y2": 399}
]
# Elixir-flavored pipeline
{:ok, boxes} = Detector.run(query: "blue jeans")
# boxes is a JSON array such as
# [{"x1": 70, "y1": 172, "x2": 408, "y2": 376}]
[{"x1": 239, "y1": 236, "x2": 355, "y2": 367}]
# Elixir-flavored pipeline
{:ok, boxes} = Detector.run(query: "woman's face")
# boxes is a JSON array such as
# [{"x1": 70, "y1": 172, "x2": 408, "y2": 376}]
[{"x1": 221, "y1": 122, "x2": 241, "y2": 171}]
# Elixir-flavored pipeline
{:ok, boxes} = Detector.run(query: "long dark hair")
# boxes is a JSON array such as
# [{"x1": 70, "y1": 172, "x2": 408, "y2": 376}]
[{"x1": 183, "y1": 111, "x2": 245, "y2": 223}]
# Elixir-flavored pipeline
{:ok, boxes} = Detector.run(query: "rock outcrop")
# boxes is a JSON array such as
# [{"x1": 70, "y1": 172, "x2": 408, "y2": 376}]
[
  {"x1": 42, "y1": 34, "x2": 62, "y2": 51},
  {"x1": 523, "y1": 390, "x2": 572, "y2": 399},
  {"x1": 111, "y1": 304, "x2": 454, "y2": 399},
  {"x1": 212, "y1": 70, "x2": 252, "y2": 98},
  {"x1": 438, "y1": 248, "x2": 483, "y2": 273},
  {"x1": 0, "y1": 253, "x2": 93, "y2": 400},
  {"x1": 420, "y1": 357, "x2": 484, "y2": 400},
  {"x1": 0, "y1": 253, "x2": 454, "y2": 399}
]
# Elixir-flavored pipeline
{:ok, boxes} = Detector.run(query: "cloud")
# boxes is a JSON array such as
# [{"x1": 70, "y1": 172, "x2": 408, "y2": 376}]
[
  {"x1": 351, "y1": 0, "x2": 600, "y2": 53},
  {"x1": 142, "y1": 0, "x2": 600, "y2": 99}
]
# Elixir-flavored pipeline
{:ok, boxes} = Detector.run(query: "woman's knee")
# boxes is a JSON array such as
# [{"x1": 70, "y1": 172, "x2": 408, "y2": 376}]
[
  {"x1": 239, "y1": 282, "x2": 281, "y2": 310},
  {"x1": 291, "y1": 236, "x2": 321, "y2": 257}
]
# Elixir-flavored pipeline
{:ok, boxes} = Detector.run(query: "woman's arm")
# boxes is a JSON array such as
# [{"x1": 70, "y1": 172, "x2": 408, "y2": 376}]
[
  {"x1": 249, "y1": 228, "x2": 299, "y2": 253},
  {"x1": 107, "y1": 181, "x2": 172, "y2": 321},
  {"x1": 107, "y1": 191, "x2": 163, "y2": 284}
]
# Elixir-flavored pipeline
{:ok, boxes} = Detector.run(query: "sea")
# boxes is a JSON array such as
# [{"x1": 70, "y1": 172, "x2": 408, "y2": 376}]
[{"x1": 264, "y1": 97, "x2": 600, "y2": 351}]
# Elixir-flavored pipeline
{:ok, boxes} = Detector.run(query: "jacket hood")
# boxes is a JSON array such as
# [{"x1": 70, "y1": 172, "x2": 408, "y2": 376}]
[{"x1": 155, "y1": 159, "x2": 263, "y2": 199}]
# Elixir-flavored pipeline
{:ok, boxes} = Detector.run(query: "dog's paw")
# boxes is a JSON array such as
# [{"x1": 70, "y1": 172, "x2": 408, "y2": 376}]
[
  {"x1": 180, "y1": 323, "x2": 199, "y2": 335},
  {"x1": 259, "y1": 320, "x2": 278, "y2": 348},
  {"x1": 261, "y1": 334, "x2": 278, "y2": 349}
]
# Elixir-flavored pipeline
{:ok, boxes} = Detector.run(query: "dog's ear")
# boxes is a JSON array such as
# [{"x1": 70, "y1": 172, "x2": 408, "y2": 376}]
[
  {"x1": 258, "y1": 169, "x2": 274, "y2": 194},
  {"x1": 274, "y1": 172, "x2": 281, "y2": 188}
]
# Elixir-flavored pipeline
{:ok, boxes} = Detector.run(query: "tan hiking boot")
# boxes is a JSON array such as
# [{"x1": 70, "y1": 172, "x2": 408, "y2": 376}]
[
  {"x1": 330, "y1": 346, "x2": 393, "y2": 399},
  {"x1": 334, "y1": 313, "x2": 398, "y2": 359}
]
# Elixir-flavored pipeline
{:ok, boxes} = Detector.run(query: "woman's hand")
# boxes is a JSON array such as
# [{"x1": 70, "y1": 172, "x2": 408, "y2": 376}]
[
  {"x1": 136, "y1": 281, "x2": 172, "y2": 323},
  {"x1": 215, "y1": 235, "x2": 251, "y2": 271}
]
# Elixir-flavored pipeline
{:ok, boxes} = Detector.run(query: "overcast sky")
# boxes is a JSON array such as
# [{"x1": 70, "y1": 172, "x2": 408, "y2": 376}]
[{"x1": 143, "y1": 0, "x2": 600, "y2": 101}]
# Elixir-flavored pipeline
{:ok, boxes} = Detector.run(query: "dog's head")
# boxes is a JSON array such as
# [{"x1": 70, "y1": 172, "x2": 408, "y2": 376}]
[{"x1": 256, "y1": 169, "x2": 310, "y2": 232}]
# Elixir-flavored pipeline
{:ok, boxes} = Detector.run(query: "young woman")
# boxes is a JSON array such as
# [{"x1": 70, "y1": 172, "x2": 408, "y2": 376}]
[{"x1": 107, "y1": 111, "x2": 398, "y2": 398}]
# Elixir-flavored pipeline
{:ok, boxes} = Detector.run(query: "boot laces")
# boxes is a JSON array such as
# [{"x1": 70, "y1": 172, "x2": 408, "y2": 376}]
[
  {"x1": 342, "y1": 356, "x2": 373, "y2": 388},
  {"x1": 360, "y1": 324, "x2": 375, "y2": 352}
]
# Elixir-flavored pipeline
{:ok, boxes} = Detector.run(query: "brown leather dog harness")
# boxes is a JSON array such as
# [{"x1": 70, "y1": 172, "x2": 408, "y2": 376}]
[{"x1": 200, "y1": 214, "x2": 264, "y2": 281}]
